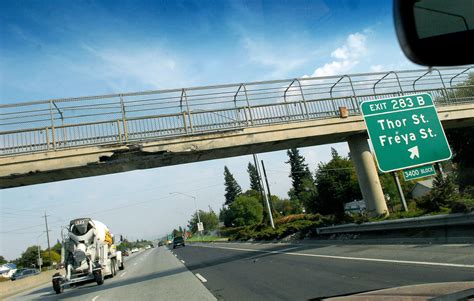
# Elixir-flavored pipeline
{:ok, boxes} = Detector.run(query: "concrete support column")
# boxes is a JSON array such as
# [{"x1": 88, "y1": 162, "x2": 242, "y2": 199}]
[{"x1": 348, "y1": 134, "x2": 389, "y2": 217}]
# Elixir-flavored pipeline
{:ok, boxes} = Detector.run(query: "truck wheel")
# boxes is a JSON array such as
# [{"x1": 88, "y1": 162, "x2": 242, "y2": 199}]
[
  {"x1": 113, "y1": 259, "x2": 118, "y2": 276},
  {"x1": 119, "y1": 260, "x2": 125, "y2": 271},
  {"x1": 110, "y1": 261, "x2": 115, "y2": 278},
  {"x1": 52, "y1": 274, "x2": 63, "y2": 294},
  {"x1": 94, "y1": 270, "x2": 104, "y2": 285}
]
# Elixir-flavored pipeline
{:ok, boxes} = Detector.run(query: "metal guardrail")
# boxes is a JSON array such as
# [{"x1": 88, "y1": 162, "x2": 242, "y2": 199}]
[
  {"x1": 1, "y1": 67, "x2": 473, "y2": 156},
  {"x1": 316, "y1": 213, "x2": 474, "y2": 235}
]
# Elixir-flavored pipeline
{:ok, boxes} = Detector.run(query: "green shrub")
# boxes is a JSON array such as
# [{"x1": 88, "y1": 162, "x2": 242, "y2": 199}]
[
  {"x1": 450, "y1": 198, "x2": 474, "y2": 213},
  {"x1": 223, "y1": 213, "x2": 334, "y2": 241}
]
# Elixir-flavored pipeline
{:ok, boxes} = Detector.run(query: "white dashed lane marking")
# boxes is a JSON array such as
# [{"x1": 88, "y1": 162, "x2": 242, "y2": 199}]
[{"x1": 195, "y1": 273, "x2": 207, "y2": 283}]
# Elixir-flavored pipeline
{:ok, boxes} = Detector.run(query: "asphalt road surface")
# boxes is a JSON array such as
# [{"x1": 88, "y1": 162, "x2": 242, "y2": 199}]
[
  {"x1": 172, "y1": 242, "x2": 474, "y2": 300},
  {"x1": 7, "y1": 246, "x2": 215, "y2": 301},
  {"x1": 8, "y1": 242, "x2": 474, "y2": 300}
]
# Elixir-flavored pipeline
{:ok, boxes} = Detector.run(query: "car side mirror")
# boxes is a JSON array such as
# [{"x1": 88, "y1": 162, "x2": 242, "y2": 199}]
[{"x1": 393, "y1": 0, "x2": 474, "y2": 66}]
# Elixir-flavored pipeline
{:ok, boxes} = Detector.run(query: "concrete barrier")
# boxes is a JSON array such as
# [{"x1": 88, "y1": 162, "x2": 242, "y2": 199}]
[{"x1": 317, "y1": 213, "x2": 474, "y2": 235}]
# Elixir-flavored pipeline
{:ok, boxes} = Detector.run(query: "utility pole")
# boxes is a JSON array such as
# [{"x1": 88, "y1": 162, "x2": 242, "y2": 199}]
[
  {"x1": 43, "y1": 211, "x2": 52, "y2": 268},
  {"x1": 253, "y1": 154, "x2": 275, "y2": 229}
]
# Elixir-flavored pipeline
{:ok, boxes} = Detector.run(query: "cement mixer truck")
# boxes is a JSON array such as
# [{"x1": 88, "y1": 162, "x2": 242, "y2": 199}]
[{"x1": 52, "y1": 218, "x2": 124, "y2": 294}]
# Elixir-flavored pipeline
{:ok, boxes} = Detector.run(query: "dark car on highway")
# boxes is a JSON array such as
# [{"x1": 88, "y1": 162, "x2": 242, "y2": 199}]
[
  {"x1": 11, "y1": 268, "x2": 40, "y2": 281},
  {"x1": 172, "y1": 236, "x2": 185, "y2": 249}
]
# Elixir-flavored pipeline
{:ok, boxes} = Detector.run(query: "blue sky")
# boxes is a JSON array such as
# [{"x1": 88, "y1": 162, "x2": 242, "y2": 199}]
[{"x1": 0, "y1": 0, "x2": 419, "y2": 259}]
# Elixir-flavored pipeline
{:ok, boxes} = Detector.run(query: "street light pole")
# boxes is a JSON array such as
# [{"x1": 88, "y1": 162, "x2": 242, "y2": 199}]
[{"x1": 170, "y1": 192, "x2": 202, "y2": 239}]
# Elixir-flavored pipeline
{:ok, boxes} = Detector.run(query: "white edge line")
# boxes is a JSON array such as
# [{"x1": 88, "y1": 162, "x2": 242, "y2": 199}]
[
  {"x1": 180, "y1": 260, "x2": 186, "y2": 264},
  {"x1": 195, "y1": 273, "x2": 207, "y2": 283},
  {"x1": 195, "y1": 245, "x2": 474, "y2": 269},
  {"x1": 120, "y1": 271, "x2": 127, "y2": 277},
  {"x1": 92, "y1": 295, "x2": 100, "y2": 301}
]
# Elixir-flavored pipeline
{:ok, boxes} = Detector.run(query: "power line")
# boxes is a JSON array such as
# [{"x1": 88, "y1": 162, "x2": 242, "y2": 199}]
[
  {"x1": 1, "y1": 182, "x2": 223, "y2": 234},
  {"x1": 0, "y1": 223, "x2": 45, "y2": 234},
  {"x1": 1, "y1": 175, "x2": 224, "y2": 214}
]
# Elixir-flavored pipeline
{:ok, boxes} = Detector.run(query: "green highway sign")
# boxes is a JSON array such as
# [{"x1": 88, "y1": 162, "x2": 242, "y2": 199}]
[
  {"x1": 403, "y1": 164, "x2": 436, "y2": 181},
  {"x1": 361, "y1": 93, "x2": 451, "y2": 172}
]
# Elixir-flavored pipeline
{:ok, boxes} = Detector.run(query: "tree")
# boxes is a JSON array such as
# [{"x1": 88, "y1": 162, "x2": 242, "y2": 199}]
[
  {"x1": 228, "y1": 194, "x2": 263, "y2": 226},
  {"x1": 444, "y1": 73, "x2": 474, "y2": 194},
  {"x1": 0, "y1": 255, "x2": 7, "y2": 265},
  {"x1": 377, "y1": 170, "x2": 415, "y2": 212},
  {"x1": 41, "y1": 250, "x2": 61, "y2": 267},
  {"x1": 52, "y1": 240, "x2": 62, "y2": 255},
  {"x1": 16, "y1": 245, "x2": 40, "y2": 268},
  {"x1": 447, "y1": 127, "x2": 474, "y2": 194},
  {"x1": 417, "y1": 173, "x2": 459, "y2": 212},
  {"x1": 298, "y1": 176, "x2": 318, "y2": 213},
  {"x1": 219, "y1": 206, "x2": 234, "y2": 227},
  {"x1": 224, "y1": 166, "x2": 242, "y2": 205},
  {"x1": 271, "y1": 196, "x2": 302, "y2": 216},
  {"x1": 188, "y1": 209, "x2": 219, "y2": 234},
  {"x1": 314, "y1": 148, "x2": 361, "y2": 217},
  {"x1": 286, "y1": 148, "x2": 313, "y2": 197},
  {"x1": 247, "y1": 162, "x2": 262, "y2": 192}
]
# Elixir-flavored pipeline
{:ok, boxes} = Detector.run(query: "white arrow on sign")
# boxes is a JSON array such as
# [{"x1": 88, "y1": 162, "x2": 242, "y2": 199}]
[{"x1": 408, "y1": 146, "x2": 419, "y2": 159}]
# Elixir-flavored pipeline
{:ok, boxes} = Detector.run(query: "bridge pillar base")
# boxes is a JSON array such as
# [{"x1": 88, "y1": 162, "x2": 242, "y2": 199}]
[{"x1": 348, "y1": 134, "x2": 389, "y2": 217}]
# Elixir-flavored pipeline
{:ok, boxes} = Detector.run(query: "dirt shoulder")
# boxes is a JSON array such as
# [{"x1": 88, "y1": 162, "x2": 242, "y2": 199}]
[{"x1": 0, "y1": 270, "x2": 59, "y2": 300}]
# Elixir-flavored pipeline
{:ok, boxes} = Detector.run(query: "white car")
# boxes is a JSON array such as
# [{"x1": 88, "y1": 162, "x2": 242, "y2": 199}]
[{"x1": 131, "y1": 248, "x2": 139, "y2": 253}]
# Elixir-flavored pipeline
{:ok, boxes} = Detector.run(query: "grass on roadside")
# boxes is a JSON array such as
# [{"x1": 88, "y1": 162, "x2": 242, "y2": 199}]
[{"x1": 186, "y1": 235, "x2": 228, "y2": 242}]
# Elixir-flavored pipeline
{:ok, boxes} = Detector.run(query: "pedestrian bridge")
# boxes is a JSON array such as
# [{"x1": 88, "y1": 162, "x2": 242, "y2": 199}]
[{"x1": 1, "y1": 67, "x2": 473, "y2": 189}]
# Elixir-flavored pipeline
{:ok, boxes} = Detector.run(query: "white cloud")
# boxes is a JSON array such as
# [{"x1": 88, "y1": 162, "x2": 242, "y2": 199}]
[
  {"x1": 312, "y1": 60, "x2": 357, "y2": 77},
  {"x1": 369, "y1": 59, "x2": 419, "y2": 73},
  {"x1": 331, "y1": 47, "x2": 349, "y2": 60},
  {"x1": 310, "y1": 32, "x2": 368, "y2": 77}
]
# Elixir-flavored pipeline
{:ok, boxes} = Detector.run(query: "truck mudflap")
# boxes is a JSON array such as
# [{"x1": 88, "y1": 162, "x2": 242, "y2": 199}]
[{"x1": 52, "y1": 268, "x2": 102, "y2": 294}]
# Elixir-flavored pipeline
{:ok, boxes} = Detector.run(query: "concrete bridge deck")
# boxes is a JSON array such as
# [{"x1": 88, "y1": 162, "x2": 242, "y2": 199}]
[{"x1": 1, "y1": 67, "x2": 473, "y2": 188}]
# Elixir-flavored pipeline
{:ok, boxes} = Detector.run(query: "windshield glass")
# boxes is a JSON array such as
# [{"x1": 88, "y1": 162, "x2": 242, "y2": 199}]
[{"x1": 1, "y1": 1, "x2": 473, "y2": 300}]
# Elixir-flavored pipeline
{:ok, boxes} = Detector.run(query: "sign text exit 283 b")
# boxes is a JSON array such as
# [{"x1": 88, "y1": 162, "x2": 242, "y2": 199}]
[{"x1": 361, "y1": 93, "x2": 451, "y2": 172}]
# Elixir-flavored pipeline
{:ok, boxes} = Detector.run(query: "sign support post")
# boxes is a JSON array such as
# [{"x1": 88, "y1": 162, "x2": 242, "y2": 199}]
[{"x1": 392, "y1": 172, "x2": 408, "y2": 212}]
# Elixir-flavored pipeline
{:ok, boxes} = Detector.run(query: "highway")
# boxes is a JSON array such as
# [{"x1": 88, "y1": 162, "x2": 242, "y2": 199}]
[
  {"x1": 172, "y1": 242, "x2": 474, "y2": 300},
  {"x1": 7, "y1": 246, "x2": 215, "y2": 301},
  {"x1": 8, "y1": 242, "x2": 474, "y2": 300}
]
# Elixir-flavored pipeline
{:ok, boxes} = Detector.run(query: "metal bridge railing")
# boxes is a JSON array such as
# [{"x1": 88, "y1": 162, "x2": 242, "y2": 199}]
[{"x1": 1, "y1": 67, "x2": 473, "y2": 156}]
